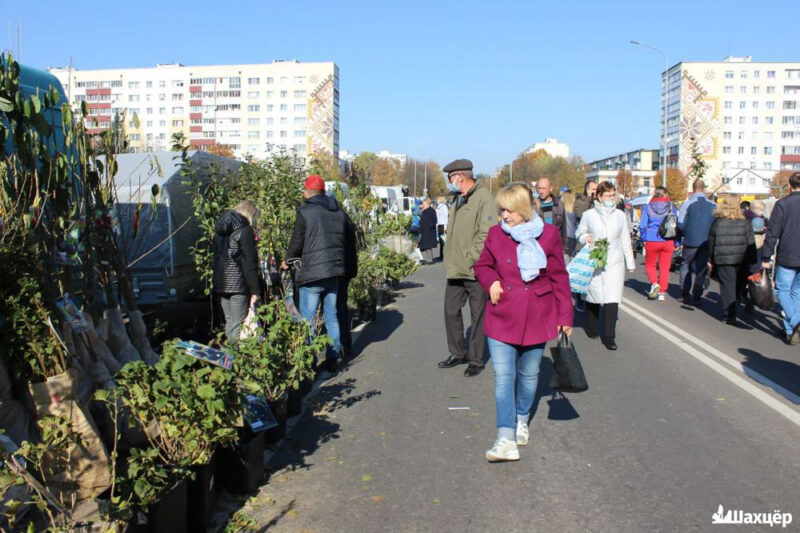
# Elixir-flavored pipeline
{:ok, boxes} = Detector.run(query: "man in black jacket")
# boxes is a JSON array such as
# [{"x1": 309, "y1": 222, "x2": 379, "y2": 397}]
[
  {"x1": 763, "y1": 172, "x2": 800, "y2": 344},
  {"x1": 534, "y1": 178, "x2": 566, "y2": 240},
  {"x1": 212, "y1": 200, "x2": 261, "y2": 341},
  {"x1": 337, "y1": 212, "x2": 358, "y2": 359},
  {"x1": 283, "y1": 175, "x2": 347, "y2": 372}
]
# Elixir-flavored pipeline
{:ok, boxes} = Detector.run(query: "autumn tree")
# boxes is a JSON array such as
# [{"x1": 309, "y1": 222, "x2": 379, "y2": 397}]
[
  {"x1": 207, "y1": 143, "x2": 235, "y2": 158},
  {"x1": 372, "y1": 157, "x2": 401, "y2": 185},
  {"x1": 771, "y1": 170, "x2": 794, "y2": 198},
  {"x1": 353, "y1": 151, "x2": 379, "y2": 179},
  {"x1": 615, "y1": 169, "x2": 639, "y2": 199},
  {"x1": 495, "y1": 150, "x2": 587, "y2": 193},
  {"x1": 654, "y1": 167, "x2": 689, "y2": 202},
  {"x1": 309, "y1": 149, "x2": 342, "y2": 182}
]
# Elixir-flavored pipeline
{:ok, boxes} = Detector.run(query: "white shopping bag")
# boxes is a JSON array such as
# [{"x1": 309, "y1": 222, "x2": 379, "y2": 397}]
[
  {"x1": 566, "y1": 246, "x2": 595, "y2": 295},
  {"x1": 240, "y1": 306, "x2": 259, "y2": 339}
]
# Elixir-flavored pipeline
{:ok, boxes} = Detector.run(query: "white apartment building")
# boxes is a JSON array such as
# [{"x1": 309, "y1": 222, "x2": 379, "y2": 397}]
[
  {"x1": 376, "y1": 149, "x2": 408, "y2": 168},
  {"x1": 49, "y1": 60, "x2": 339, "y2": 165},
  {"x1": 585, "y1": 148, "x2": 660, "y2": 194},
  {"x1": 526, "y1": 138, "x2": 570, "y2": 159},
  {"x1": 662, "y1": 56, "x2": 800, "y2": 195}
]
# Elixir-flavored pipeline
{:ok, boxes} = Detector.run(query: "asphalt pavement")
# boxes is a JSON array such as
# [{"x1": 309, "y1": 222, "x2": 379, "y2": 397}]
[{"x1": 238, "y1": 257, "x2": 800, "y2": 532}]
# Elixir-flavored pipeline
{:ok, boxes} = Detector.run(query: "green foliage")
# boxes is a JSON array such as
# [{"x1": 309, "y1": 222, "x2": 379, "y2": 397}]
[
  {"x1": 374, "y1": 247, "x2": 418, "y2": 284},
  {"x1": 589, "y1": 238, "x2": 609, "y2": 269},
  {"x1": 231, "y1": 300, "x2": 329, "y2": 400},
  {"x1": 688, "y1": 137, "x2": 709, "y2": 182},
  {"x1": 370, "y1": 215, "x2": 412, "y2": 244}
]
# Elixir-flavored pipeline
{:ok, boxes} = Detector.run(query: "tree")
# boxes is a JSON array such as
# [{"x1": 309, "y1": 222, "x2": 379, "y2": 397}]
[
  {"x1": 372, "y1": 158, "x2": 401, "y2": 185},
  {"x1": 687, "y1": 137, "x2": 709, "y2": 182},
  {"x1": 615, "y1": 169, "x2": 639, "y2": 199},
  {"x1": 353, "y1": 152, "x2": 379, "y2": 179},
  {"x1": 207, "y1": 143, "x2": 235, "y2": 158},
  {"x1": 771, "y1": 170, "x2": 794, "y2": 198},
  {"x1": 654, "y1": 167, "x2": 689, "y2": 202},
  {"x1": 309, "y1": 149, "x2": 341, "y2": 182},
  {"x1": 495, "y1": 150, "x2": 587, "y2": 193}
]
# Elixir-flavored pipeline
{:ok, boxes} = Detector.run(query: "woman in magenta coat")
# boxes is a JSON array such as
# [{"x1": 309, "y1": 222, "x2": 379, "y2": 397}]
[{"x1": 474, "y1": 183, "x2": 573, "y2": 462}]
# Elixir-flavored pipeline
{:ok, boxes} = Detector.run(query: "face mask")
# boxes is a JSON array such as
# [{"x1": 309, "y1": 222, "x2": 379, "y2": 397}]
[
  {"x1": 532, "y1": 191, "x2": 540, "y2": 199},
  {"x1": 446, "y1": 178, "x2": 461, "y2": 193},
  {"x1": 603, "y1": 200, "x2": 616, "y2": 208}
]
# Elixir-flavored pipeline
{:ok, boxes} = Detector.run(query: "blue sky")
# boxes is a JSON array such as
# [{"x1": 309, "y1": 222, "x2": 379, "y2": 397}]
[{"x1": 6, "y1": 0, "x2": 800, "y2": 174}]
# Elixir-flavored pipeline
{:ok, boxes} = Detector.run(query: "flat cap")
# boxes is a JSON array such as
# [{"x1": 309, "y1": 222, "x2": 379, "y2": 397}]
[{"x1": 443, "y1": 159, "x2": 473, "y2": 174}]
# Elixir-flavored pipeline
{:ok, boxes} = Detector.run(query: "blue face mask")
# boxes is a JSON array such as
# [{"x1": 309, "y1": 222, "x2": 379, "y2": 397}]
[
  {"x1": 446, "y1": 179, "x2": 460, "y2": 193},
  {"x1": 603, "y1": 200, "x2": 616, "y2": 208},
  {"x1": 532, "y1": 190, "x2": 540, "y2": 199}
]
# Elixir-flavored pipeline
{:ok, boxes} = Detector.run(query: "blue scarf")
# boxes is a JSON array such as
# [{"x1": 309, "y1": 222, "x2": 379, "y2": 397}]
[{"x1": 501, "y1": 217, "x2": 547, "y2": 282}]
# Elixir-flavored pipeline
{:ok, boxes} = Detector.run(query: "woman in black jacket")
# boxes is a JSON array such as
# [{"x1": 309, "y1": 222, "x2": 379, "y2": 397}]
[
  {"x1": 708, "y1": 195, "x2": 756, "y2": 325},
  {"x1": 212, "y1": 200, "x2": 262, "y2": 341},
  {"x1": 418, "y1": 199, "x2": 439, "y2": 264}
]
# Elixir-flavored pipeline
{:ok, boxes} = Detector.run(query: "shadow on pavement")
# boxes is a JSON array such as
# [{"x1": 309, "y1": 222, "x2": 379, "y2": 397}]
[
  {"x1": 739, "y1": 348, "x2": 800, "y2": 405},
  {"x1": 530, "y1": 356, "x2": 581, "y2": 422},
  {"x1": 351, "y1": 308, "x2": 404, "y2": 359}
]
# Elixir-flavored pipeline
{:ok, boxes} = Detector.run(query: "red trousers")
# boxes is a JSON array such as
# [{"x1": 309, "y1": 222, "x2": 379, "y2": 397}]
[{"x1": 645, "y1": 241, "x2": 675, "y2": 293}]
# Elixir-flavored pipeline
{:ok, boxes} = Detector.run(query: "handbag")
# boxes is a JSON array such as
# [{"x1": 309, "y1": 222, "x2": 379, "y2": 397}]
[
  {"x1": 747, "y1": 268, "x2": 774, "y2": 311},
  {"x1": 549, "y1": 332, "x2": 588, "y2": 393},
  {"x1": 566, "y1": 246, "x2": 595, "y2": 295},
  {"x1": 658, "y1": 203, "x2": 678, "y2": 240}
]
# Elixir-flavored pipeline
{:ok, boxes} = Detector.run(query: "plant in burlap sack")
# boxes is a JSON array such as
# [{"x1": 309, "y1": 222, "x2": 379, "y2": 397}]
[
  {"x1": 0, "y1": 416, "x2": 121, "y2": 532},
  {"x1": 232, "y1": 299, "x2": 329, "y2": 401},
  {"x1": 101, "y1": 342, "x2": 240, "y2": 509}
]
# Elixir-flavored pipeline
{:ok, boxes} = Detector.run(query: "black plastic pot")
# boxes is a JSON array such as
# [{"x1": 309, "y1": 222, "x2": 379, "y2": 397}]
[
  {"x1": 215, "y1": 429, "x2": 265, "y2": 494},
  {"x1": 263, "y1": 392, "x2": 288, "y2": 445},
  {"x1": 128, "y1": 478, "x2": 188, "y2": 533},
  {"x1": 299, "y1": 376, "x2": 313, "y2": 398},
  {"x1": 187, "y1": 457, "x2": 217, "y2": 532},
  {"x1": 287, "y1": 386, "x2": 303, "y2": 417}
]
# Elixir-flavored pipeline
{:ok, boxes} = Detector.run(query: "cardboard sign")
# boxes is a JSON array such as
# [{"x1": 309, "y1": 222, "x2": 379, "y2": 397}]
[
  {"x1": 242, "y1": 393, "x2": 278, "y2": 433},
  {"x1": 176, "y1": 340, "x2": 234, "y2": 370},
  {"x1": 55, "y1": 295, "x2": 89, "y2": 333}
]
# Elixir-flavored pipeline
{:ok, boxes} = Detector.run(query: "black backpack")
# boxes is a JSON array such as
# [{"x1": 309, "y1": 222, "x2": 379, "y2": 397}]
[{"x1": 658, "y1": 203, "x2": 677, "y2": 240}]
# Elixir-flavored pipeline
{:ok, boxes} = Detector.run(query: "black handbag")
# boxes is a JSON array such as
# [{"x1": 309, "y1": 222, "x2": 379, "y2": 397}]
[
  {"x1": 549, "y1": 332, "x2": 588, "y2": 393},
  {"x1": 747, "y1": 268, "x2": 774, "y2": 311}
]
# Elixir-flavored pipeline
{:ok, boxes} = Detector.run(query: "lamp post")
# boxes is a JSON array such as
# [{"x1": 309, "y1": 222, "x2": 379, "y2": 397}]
[{"x1": 630, "y1": 40, "x2": 669, "y2": 192}]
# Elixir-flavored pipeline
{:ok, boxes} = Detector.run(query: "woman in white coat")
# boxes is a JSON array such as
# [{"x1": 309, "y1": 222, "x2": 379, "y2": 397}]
[{"x1": 575, "y1": 181, "x2": 636, "y2": 350}]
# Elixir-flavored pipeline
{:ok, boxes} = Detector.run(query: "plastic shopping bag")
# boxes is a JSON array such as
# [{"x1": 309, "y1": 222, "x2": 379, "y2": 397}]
[{"x1": 566, "y1": 246, "x2": 595, "y2": 295}]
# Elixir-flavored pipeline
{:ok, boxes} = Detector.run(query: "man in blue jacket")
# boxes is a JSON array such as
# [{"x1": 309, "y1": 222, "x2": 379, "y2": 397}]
[
  {"x1": 762, "y1": 172, "x2": 800, "y2": 344},
  {"x1": 677, "y1": 179, "x2": 716, "y2": 305}
]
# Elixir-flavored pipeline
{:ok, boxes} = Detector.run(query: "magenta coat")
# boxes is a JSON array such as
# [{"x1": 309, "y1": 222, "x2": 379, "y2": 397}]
[{"x1": 473, "y1": 223, "x2": 573, "y2": 346}]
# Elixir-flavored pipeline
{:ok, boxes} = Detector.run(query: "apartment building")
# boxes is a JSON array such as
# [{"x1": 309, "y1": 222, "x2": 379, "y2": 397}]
[
  {"x1": 49, "y1": 60, "x2": 339, "y2": 165},
  {"x1": 526, "y1": 138, "x2": 570, "y2": 159},
  {"x1": 662, "y1": 56, "x2": 800, "y2": 195},
  {"x1": 585, "y1": 149, "x2": 660, "y2": 194}
]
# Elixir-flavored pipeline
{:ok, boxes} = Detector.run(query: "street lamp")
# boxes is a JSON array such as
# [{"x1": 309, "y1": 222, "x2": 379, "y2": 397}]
[{"x1": 630, "y1": 40, "x2": 669, "y2": 192}]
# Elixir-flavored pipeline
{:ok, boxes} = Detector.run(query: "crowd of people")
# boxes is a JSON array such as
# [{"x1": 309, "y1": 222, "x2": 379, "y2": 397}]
[{"x1": 209, "y1": 162, "x2": 800, "y2": 465}]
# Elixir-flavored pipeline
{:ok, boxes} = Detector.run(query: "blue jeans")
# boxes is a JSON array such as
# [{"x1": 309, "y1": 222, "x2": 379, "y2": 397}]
[
  {"x1": 775, "y1": 266, "x2": 800, "y2": 335},
  {"x1": 299, "y1": 277, "x2": 341, "y2": 360},
  {"x1": 488, "y1": 337, "x2": 545, "y2": 430}
]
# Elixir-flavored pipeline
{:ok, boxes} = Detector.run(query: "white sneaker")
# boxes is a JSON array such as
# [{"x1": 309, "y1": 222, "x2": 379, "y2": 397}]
[
  {"x1": 657, "y1": 293, "x2": 665, "y2": 301},
  {"x1": 485, "y1": 438, "x2": 520, "y2": 462},
  {"x1": 516, "y1": 421, "x2": 529, "y2": 446},
  {"x1": 648, "y1": 283, "x2": 660, "y2": 300}
]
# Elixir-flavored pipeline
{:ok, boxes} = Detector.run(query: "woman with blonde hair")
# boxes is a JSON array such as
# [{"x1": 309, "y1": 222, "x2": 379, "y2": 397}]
[
  {"x1": 212, "y1": 199, "x2": 263, "y2": 341},
  {"x1": 474, "y1": 183, "x2": 573, "y2": 462},
  {"x1": 561, "y1": 190, "x2": 578, "y2": 258},
  {"x1": 707, "y1": 195, "x2": 756, "y2": 325}
]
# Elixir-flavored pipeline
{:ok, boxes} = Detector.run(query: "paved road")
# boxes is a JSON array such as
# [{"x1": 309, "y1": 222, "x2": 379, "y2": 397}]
[{"x1": 240, "y1": 258, "x2": 800, "y2": 532}]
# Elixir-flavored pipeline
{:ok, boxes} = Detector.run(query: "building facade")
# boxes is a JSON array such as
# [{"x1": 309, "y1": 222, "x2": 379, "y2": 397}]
[
  {"x1": 662, "y1": 56, "x2": 800, "y2": 195},
  {"x1": 49, "y1": 60, "x2": 339, "y2": 165},
  {"x1": 526, "y1": 138, "x2": 570, "y2": 159},
  {"x1": 376, "y1": 149, "x2": 408, "y2": 168},
  {"x1": 585, "y1": 149, "x2": 660, "y2": 195}
]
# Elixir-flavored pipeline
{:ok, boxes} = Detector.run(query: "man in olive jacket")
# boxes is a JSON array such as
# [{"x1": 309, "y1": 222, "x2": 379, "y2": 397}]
[{"x1": 439, "y1": 159, "x2": 496, "y2": 377}]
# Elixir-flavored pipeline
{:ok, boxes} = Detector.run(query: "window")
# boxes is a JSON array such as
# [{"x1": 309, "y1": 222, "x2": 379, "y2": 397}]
[
  {"x1": 159, "y1": 120, "x2": 166, "y2": 127},
  {"x1": 172, "y1": 80, "x2": 183, "y2": 88},
  {"x1": 266, "y1": 131, "x2": 274, "y2": 138},
  {"x1": 753, "y1": 86, "x2": 760, "y2": 94},
  {"x1": 159, "y1": 93, "x2": 166, "y2": 101},
  {"x1": 752, "y1": 101, "x2": 759, "y2": 109},
  {"x1": 765, "y1": 162, "x2": 772, "y2": 169},
  {"x1": 738, "y1": 117, "x2": 746, "y2": 125},
  {"x1": 171, "y1": 107, "x2": 183, "y2": 114},
  {"x1": 766, "y1": 101, "x2": 775, "y2": 109},
  {"x1": 767, "y1": 86, "x2": 775, "y2": 94},
  {"x1": 294, "y1": 130, "x2": 306, "y2": 137},
  {"x1": 788, "y1": 70, "x2": 800, "y2": 80},
  {"x1": 266, "y1": 91, "x2": 274, "y2": 98},
  {"x1": 128, "y1": 81, "x2": 140, "y2": 89},
  {"x1": 294, "y1": 90, "x2": 306, "y2": 98},
  {"x1": 725, "y1": 70, "x2": 734, "y2": 79},
  {"x1": 765, "y1": 147, "x2": 773, "y2": 155},
  {"x1": 294, "y1": 104, "x2": 306, "y2": 112},
  {"x1": 146, "y1": 94, "x2": 152, "y2": 101},
  {"x1": 752, "y1": 117, "x2": 758, "y2": 125},
  {"x1": 280, "y1": 77, "x2": 287, "y2": 83},
  {"x1": 738, "y1": 132, "x2": 745, "y2": 140},
  {"x1": 293, "y1": 144, "x2": 305, "y2": 151},
  {"x1": 294, "y1": 117, "x2": 306, "y2": 125},
  {"x1": 130, "y1": 133, "x2": 141, "y2": 141},
  {"x1": 766, "y1": 117, "x2": 774, "y2": 124},
  {"x1": 172, "y1": 93, "x2": 183, "y2": 100},
  {"x1": 248, "y1": 91, "x2": 260, "y2": 98},
  {"x1": 280, "y1": 104, "x2": 287, "y2": 111},
  {"x1": 739, "y1": 101, "x2": 746, "y2": 109},
  {"x1": 724, "y1": 101, "x2": 732, "y2": 109},
  {"x1": 280, "y1": 91, "x2": 287, "y2": 98},
  {"x1": 280, "y1": 117, "x2": 287, "y2": 125},
  {"x1": 248, "y1": 77, "x2": 260, "y2": 85},
  {"x1": 294, "y1": 76, "x2": 305, "y2": 84},
  {"x1": 172, "y1": 119, "x2": 184, "y2": 127},
  {"x1": 248, "y1": 131, "x2": 259, "y2": 139},
  {"x1": 725, "y1": 85, "x2": 733, "y2": 94},
  {"x1": 266, "y1": 104, "x2": 274, "y2": 112},
  {"x1": 266, "y1": 118, "x2": 274, "y2": 125},
  {"x1": 159, "y1": 80, "x2": 166, "y2": 88},
  {"x1": 738, "y1": 147, "x2": 745, "y2": 154},
  {"x1": 723, "y1": 146, "x2": 731, "y2": 154},
  {"x1": 159, "y1": 107, "x2": 166, "y2": 114},
  {"x1": 146, "y1": 120, "x2": 153, "y2": 127},
  {"x1": 266, "y1": 77, "x2": 274, "y2": 84},
  {"x1": 110, "y1": 80, "x2": 122, "y2": 88},
  {"x1": 750, "y1": 146, "x2": 757, "y2": 155},
  {"x1": 740, "y1": 86, "x2": 747, "y2": 94},
  {"x1": 724, "y1": 116, "x2": 732, "y2": 125},
  {"x1": 736, "y1": 177, "x2": 743, "y2": 185},
  {"x1": 754, "y1": 70, "x2": 760, "y2": 79},
  {"x1": 280, "y1": 130, "x2": 287, "y2": 138},
  {"x1": 767, "y1": 70, "x2": 776, "y2": 78},
  {"x1": 751, "y1": 132, "x2": 758, "y2": 141},
  {"x1": 784, "y1": 101, "x2": 797, "y2": 109},
  {"x1": 229, "y1": 77, "x2": 241, "y2": 89},
  {"x1": 147, "y1": 133, "x2": 153, "y2": 141},
  {"x1": 723, "y1": 131, "x2": 732, "y2": 140},
  {"x1": 723, "y1": 162, "x2": 731, "y2": 169},
  {"x1": 128, "y1": 94, "x2": 140, "y2": 102},
  {"x1": 765, "y1": 132, "x2": 773, "y2": 141},
  {"x1": 740, "y1": 70, "x2": 747, "y2": 79},
  {"x1": 247, "y1": 105, "x2": 260, "y2": 112}
]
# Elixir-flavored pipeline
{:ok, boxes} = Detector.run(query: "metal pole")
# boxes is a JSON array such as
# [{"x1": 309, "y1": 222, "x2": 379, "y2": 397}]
[
  {"x1": 424, "y1": 161, "x2": 427, "y2": 197},
  {"x1": 414, "y1": 159, "x2": 417, "y2": 198},
  {"x1": 630, "y1": 41, "x2": 668, "y2": 190},
  {"x1": 510, "y1": 160, "x2": 513, "y2": 181}
]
